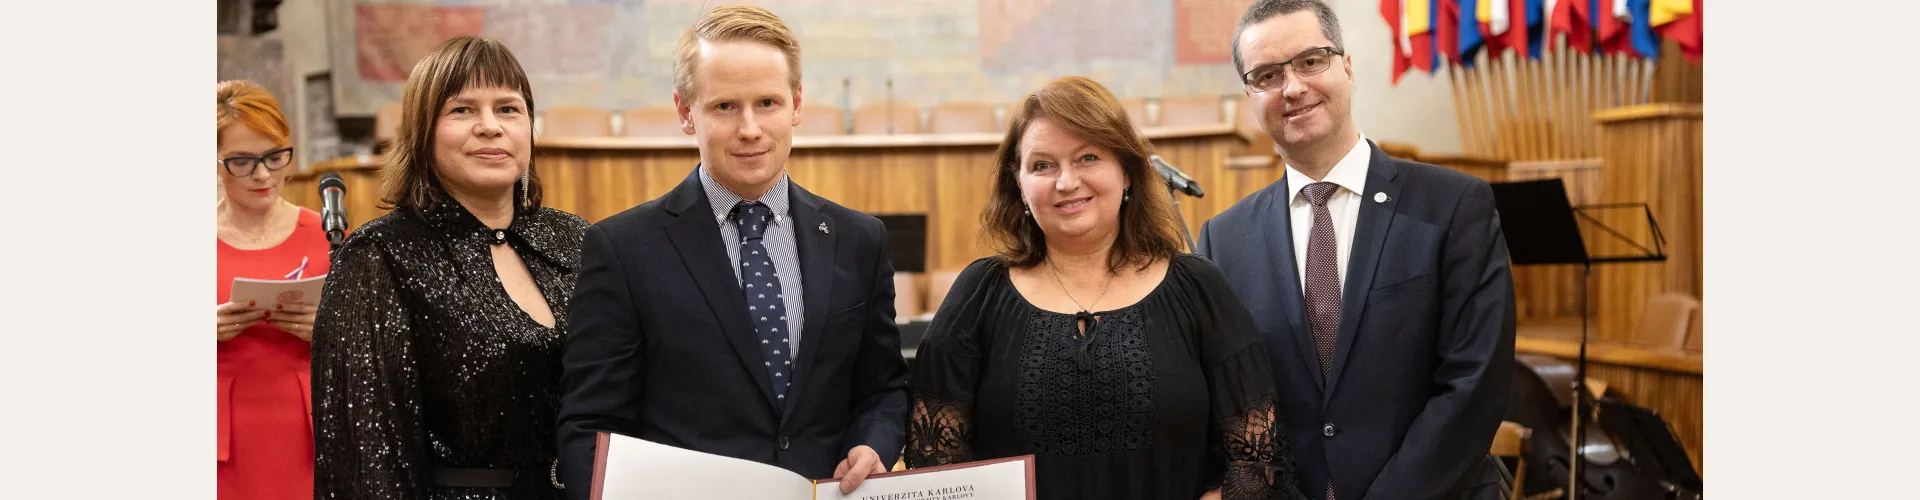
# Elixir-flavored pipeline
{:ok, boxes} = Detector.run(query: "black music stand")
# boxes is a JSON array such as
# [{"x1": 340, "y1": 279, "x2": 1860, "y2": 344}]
[{"x1": 1489, "y1": 179, "x2": 1668, "y2": 500}]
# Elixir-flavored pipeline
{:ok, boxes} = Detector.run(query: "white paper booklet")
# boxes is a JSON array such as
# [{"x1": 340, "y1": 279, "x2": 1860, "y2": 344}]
[{"x1": 590, "y1": 432, "x2": 1034, "y2": 500}]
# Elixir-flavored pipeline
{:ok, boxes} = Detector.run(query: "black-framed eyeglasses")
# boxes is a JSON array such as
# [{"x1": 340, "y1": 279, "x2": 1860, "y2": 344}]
[
  {"x1": 221, "y1": 147, "x2": 295, "y2": 176},
  {"x1": 1241, "y1": 46, "x2": 1344, "y2": 93}
]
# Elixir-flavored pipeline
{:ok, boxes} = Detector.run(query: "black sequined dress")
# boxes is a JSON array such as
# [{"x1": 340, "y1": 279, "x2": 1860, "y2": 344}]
[
  {"x1": 906, "y1": 255, "x2": 1305, "y2": 500},
  {"x1": 312, "y1": 196, "x2": 586, "y2": 500}
]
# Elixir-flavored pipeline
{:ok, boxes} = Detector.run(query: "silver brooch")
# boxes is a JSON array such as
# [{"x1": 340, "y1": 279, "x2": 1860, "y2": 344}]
[
  {"x1": 1374, "y1": 192, "x2": 1391, "y2": 203},
  {"x1": 818, "y1": 222, "x2": 830, "y2": 234}
]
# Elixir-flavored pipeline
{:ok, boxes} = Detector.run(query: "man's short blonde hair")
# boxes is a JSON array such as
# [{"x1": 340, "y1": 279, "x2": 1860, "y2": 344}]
[{"x1": 673, "y1": 5, "x2": 802, "y2": 100}]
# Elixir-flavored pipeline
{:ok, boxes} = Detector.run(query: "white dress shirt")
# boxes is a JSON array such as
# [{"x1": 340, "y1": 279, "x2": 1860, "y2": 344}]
[{"x1": 1285, "y1": 135, "x2": 1372, "y2": 295}]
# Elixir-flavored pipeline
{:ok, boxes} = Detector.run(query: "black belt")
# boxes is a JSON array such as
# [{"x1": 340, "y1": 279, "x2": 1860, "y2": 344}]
[
  {"x1": 433, "y1": 462, "x2": 558, "y2": 490},
  {"x1": 433, "y1": 467, "x2": 520, "y2": 488}
]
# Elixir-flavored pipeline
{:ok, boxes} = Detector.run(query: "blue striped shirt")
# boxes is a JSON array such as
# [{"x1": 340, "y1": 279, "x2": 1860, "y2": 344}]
[{"x1": 699, "y1": 166, "x2": 806, "y2": 359}]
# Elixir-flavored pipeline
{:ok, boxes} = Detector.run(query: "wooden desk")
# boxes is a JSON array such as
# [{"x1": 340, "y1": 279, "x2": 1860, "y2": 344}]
[{"x1": 289, "y1": 125, "x2": 1274, "y2": 271}]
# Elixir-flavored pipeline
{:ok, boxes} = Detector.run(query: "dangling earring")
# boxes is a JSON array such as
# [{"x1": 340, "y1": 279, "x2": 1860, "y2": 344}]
[
  {"x1": 1123, "y1": 188, "x2": 1131, "y2": 203},
  {"x1": 519, "y1": 168, "x2": 531, "y2": 208}
]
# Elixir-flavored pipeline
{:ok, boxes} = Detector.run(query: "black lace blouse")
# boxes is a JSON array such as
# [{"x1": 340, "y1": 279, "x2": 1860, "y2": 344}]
[
  {"x1": 311, "y1": 197, "x2": 587, "y2": 500},
  {"x1": 906, "y1": 255, "x2": 1303, "y2": 500}
]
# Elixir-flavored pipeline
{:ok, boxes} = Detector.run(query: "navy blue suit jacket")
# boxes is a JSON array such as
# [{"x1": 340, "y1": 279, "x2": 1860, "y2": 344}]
[
  {"x1": 1197, "y1": 141, "x2": 1516, "y2": 500},
  {"x1": 556, "y1": 169, "x2": 910, "y2": 498}
]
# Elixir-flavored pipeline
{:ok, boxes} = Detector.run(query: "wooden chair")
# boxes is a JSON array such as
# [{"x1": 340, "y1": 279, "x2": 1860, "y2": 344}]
[
  {"x1": 374, "y1": 103, "x2": 403, "y2": 152},
  {"x1": 794, "y1": 104, "x2": 848, "y2": 136},
  {"x1": 851, "y1": 102, "x2": 923, "y2": 135},
  {"x1": 1634, "y1": 292, "x2": 1702, "y2": 351},
  {"x1": 541, "y1": 106, "x2": 615, "y2": 137},
  {"x1": 1156, "y1": 95, "x2": 1225, "y2": 127},
  {"x1": 1490, "y1": 420, "x2": 1532, "y2": 500},
  {"x1": 1683, "y1": 301, "x2": 1703, "y2": 353},
  {"x1": 892, "y1": 272, "x2": 924, "y2": 320},
  {"x1": 927, "y1": 101, "x2": 999, "y2": 134},
  {"x1": 1118, "y1": 97, "x2": 1149, "y2": 129},
  {"x1": 619, "y1": 107, "x2": 684, "y2": 138}
]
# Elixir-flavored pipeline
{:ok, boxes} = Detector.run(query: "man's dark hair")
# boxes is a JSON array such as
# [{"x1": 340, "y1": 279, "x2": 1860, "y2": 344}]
[{"x1": 1231, "y1": 0, "x2": 1345, "y2": 76}]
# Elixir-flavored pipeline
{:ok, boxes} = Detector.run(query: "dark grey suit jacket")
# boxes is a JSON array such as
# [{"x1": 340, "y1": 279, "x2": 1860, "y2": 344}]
[
  {"x1": 1197, "y1": 141, "x2": 1516, "y2": 500},
  {"x1": 556, "y1": 168, "x2": 910, "y2": 499}
]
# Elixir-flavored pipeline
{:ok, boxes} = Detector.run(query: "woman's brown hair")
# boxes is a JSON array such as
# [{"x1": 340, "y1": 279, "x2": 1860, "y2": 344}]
[
  {"x1": 379, "y1": 35, "x2": 542, "y2": 214},
  {"x1": 983, "y1": 76, "x2": 1187, "y2": 272}
]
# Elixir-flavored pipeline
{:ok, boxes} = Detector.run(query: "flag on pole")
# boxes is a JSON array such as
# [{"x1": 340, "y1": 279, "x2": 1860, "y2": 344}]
[
  {"x1": 1562, "y1": 0, "x2": 1597, "y2": 53},
  {"x1": 1527, "y1": 0, "x2": 1548, "y2": 58},
  {"x1": 1438, "y1": 0, "x2": 1463, "y2": 66},
  {"x1": 1649, "y1": 0, "x2": 1692, "y2": 27},
  {"x1": 1478, "y1": 0, "x2": 1510, "y2": 58},
  {"x1": 1544, "y1": 0, "x2": 1568, "y2": 53},
  {"x1": 1459, "y1": 0, "x2": 1485, "y2": 64},
  {"x1": 1382, "y1": 0, "x2": 1413, "y2": 83},
  {"x1": 1503, "y1": 0, "x2": 1531, "y2": 59},
  {"x1": 1653, "y1": 0, "x2": 1701, "y2": 61},
  {"x1": 1598, "y1": 0, "x2": 1629, "y2": 55},
  {"x1": 1408, "y1": 0, "x2": 1436, "y2": 72},
  {"x1": 1626, "y1": 0, "x2": 1661, "y2": 58}
]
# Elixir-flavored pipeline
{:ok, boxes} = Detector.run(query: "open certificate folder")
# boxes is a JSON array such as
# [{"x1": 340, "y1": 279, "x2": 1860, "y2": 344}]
[{"x1": 589, "y1": 432, "x2": 1035, "y2": 500}]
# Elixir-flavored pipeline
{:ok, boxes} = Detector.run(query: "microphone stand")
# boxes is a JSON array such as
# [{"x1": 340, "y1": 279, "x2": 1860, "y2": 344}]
[
  {"x1": 1567, "y1": 203, "x2": 1669, "y2": 500},
  {"x1": 327, "y1": 230, "x2": 344, "y2": 255}
]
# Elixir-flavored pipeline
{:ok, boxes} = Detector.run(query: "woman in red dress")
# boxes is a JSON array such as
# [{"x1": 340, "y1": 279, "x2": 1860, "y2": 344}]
[{"x1": 215, "y1": 80, "x2": 328, "y2": 500}]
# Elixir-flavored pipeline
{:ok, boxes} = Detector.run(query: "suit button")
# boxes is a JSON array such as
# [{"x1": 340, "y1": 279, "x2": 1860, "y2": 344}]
[
  {"x1": 1323, "y1": 423, "x2": 1336, "y2": 437},
  {"x1": 779, "y1": 436, "x2": 790, "y2": 450}
]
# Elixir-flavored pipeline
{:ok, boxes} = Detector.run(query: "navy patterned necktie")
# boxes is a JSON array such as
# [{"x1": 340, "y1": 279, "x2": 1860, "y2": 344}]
[{"x1": 735, "y1": 201, "x2": 793, "y2": 403}]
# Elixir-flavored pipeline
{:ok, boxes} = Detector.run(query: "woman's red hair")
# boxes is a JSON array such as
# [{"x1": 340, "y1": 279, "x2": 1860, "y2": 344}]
[{"x1": 216, "y1": 80, "x2": 291, "y2": 147}]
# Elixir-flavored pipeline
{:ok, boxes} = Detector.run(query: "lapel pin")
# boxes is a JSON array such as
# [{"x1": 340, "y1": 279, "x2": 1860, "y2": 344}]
[
  {"x1": 818, "y1": 222, "x2": 829, "y2": 234},
  {"x1": 1374, "y1": 192, "x2": 1390, "y2": 203}
]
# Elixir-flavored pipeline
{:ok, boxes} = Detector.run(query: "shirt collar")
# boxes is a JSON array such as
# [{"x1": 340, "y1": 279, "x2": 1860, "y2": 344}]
[
  {"x1": 1286, "y1": 133, "x2": 1372, "y2": 205},
  {"x1": 699, "y1": 164, "x2": 791, "y2": 225},
  {"x1": 419, "y1": 189, "x2": 578, "y2": 270}
]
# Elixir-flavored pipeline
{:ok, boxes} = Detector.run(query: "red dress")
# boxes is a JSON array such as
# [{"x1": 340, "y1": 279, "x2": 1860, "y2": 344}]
[{"x1": 218, "y1": 207, "x2": 330, "y2": 500}]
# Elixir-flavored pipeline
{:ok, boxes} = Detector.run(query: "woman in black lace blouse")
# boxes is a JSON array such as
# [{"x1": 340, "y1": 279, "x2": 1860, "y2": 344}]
[
  {"x1": 311, "y1": 36, "x2": 586, "y2": 500},
  {"x1": 906, "y1": 76, "x2": 1304, "y2": 500}
]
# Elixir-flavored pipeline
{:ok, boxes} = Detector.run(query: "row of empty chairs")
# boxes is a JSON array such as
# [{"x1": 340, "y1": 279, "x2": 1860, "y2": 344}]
[{"x1": 374, "y1": 96, "x2": 1245, "y2": 144}]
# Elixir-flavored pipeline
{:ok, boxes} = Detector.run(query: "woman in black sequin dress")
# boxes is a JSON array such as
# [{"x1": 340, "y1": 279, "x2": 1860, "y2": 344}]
[
  {"x1": 905, "y1": 77, "x2": 1305, "y2": 500},
  {"x1": 312, "y1": 36, "x2": 586, "y2": 500}
]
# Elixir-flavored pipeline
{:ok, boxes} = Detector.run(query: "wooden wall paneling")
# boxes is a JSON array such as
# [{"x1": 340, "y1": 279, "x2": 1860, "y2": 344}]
[
  {"x1": 287, "y1": 158, "x2": 390, "y2": 230},
  {"x1": 1592, "y1": 104, "x2": 1703, "y2": 344},
  {"x1": 930, "y1": 147, "x2": 999, "y2": 271},
  {"x1": 1150, "y1": 135, "x2": 1233, "y2": 243},
  {"x1": 311, "y1": 127, "x2": 1240, "y2": 278}
]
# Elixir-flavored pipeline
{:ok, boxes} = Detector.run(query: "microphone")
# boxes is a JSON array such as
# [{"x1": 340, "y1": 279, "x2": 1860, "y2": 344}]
[
  {"x1": 1149, "y1": 154, "x2": 1204, "y2": 198},
  {"x1": 318, "y1": 172, "x2": 348, "y2": 250}
]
